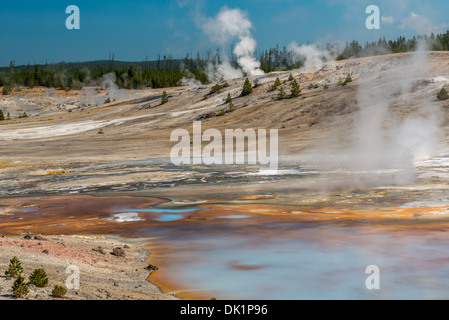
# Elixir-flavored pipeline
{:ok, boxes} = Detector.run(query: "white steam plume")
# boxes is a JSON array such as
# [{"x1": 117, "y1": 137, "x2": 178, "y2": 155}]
[
  {"x1": 349, "y1": 41, "x2": 441, "y2": 186},
  {"x1": 201, "y1": 7, "x2": 264, "y2": 81},
  {"x1": 307, "y1": 39, "x2": 443, "y2": 188},
  {"x1": 206, "y1": 57, "x2": 243, "y2": 83},
  {"x1": 288, "y1": 42, "x2": 337, "y2": 73},
  {"x1": 101, "y1": 73, "x2": 137, "y2": 101},
  {"x1": 78, "y1": 73, "x2": 137, "y2": 106},
  {"x1": 44, "y1": 88, "x2": 63, "y2": 105},
  {"x1": 179, "y1": 69, "x2": 202, "y2": 88}
]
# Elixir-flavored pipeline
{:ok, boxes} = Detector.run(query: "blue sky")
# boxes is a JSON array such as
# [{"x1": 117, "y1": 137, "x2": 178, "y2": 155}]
[{"x1": 1, "y1": 0, "x2": 449, "y2": 66}]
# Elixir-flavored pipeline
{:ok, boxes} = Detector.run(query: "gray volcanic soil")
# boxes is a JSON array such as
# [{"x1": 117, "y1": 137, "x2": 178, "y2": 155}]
[{"x1": 1, "y1": 52, "x2": 449, "y2": 196}]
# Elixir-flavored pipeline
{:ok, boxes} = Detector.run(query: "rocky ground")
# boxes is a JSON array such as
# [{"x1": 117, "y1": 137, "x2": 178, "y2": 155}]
[{"x1": 0, "y1": 233, "x2": 177, "y2": 300}]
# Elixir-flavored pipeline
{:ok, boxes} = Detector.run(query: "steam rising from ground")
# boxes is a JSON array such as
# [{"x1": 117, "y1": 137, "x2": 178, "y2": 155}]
[
  {"x1": 307, "y1": 40, "x2": 443, "y2": 188},
  {"x1": 202, "y1": 7, "x2": 264, "y2": 82},
  {"x1": 101, "y1": 73, "x2": 136, "y2": 101},
  {"x1": 288, "y1": 42, "x2": 337, "y2": 73},
  {"x1": 79, "y1": 73, "x2": 136, "y2": 106},
  {"x1": 44, "y1": 88, "x2": 63, "y2": 105},
  {"x1": 179, "y1": 70, "x2": 202, "y2": 88}
]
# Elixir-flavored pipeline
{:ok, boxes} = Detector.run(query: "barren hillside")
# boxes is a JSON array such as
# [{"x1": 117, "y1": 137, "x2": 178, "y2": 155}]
[{"x1": 1, "y1": 51, "x2": 449, "y2": 195}]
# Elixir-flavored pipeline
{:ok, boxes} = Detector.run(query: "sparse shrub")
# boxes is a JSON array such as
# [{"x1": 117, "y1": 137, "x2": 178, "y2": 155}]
[
  {"x1": 161, "y1": 91, "x2": 169, "y2": 104},
  {"x1": 104, "y1": 97, "x2": 111, "y2": 104},
  {"x1": 225, "y1": 93, "x2": 232, "y2": 104},
  {"x1": 290, "y1": 80, "x2": 302, "y2": 98},
  {"x1": 2, "y1": 86, "x2": 12, "y2": 95},
  {"x1": 226, "y1": 100, "x2": 235, "y2": 113},
  {"x1": 51, "y1": 285, "x2": 67, "y2": 298},
  {"x1": 345, "y1": 74, "x2": 353, "y2": 84},
  {"x1": 241, "y1": 78, "x2": 253, "y2": 96},
  {"x1": 308, "y1": 83, "x2": 314, "y2": 89},
  {"x1": 323, "y1": 85, "x2": 329, "y2": 90},
  {"x1": 5, "y1": 256, "x2": 23, "y2": 279},
  {"x1": 12, "y1": 274, "x2": 29, "y2": 298},
  {"x1": 18, "y1": 112, "x2": 28, "y2": 119},
  {"x1": 28, "y1": 268, "x2": 48, "y2": 288},
  {"x1": 97, "y1": 128, "x2": 104, "y2": 135},
  {"x1": 276, "y1": 87, "x2": 287, "y2": 100},
  {"x1": 339, "y1": 74, "x2": 353, "y2": 86},
  {"x1": 437, "y1": 88, "x2": 449, "y2": 101},
  {"x1": 203, "y1": 95, "x2": 209, "y2": 100},
  {"x1": 216, "y1": 110, "x2": 226, "y2": 117},
  {"x1": 210, "y1": 83, "x2": 224, "y2": 94},
  {"x1": 271, "y1": 77, "x2": 281, "y2": 92}
]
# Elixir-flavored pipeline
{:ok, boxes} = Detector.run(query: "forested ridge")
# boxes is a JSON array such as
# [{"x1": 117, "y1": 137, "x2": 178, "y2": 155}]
[{"x1": 2, "y1": 31, "x2": 449, "y2": 92}]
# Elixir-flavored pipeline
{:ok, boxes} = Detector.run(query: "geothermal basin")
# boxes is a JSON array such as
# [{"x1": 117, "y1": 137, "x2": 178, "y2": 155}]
[
  {"x1": 2, "y1": 52, "x2": 449, "y2": 299},
  {"x1": 2, "y1": 159, "x2": 449, "y2": 300}
]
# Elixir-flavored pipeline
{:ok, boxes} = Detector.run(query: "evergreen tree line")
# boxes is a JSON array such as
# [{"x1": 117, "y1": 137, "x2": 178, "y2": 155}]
[
  {"x1": 258, "y1": 44, "x2": 303, "y2": 73},
  {"x1": 0, "y1": 60, "x2": 207, "y2": 91},
  {"x1": 2, "y1": 30, "x2": 449, "y2": 91},
  {"x1": 337, "y1": 31, "x2": 449, "y2": 60}
]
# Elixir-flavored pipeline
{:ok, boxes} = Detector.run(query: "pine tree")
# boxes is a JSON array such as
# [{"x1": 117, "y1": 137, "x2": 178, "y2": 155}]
[
  {"x1": 276, "y1": 87, "x2": 287, "y2": 100},
  {"x1": 288, "y1": 73, "x2": 294, "y2": 81},
  {"x1": 52, "y1": 285, "x2": 67, "y2": 298},
  {"x1": 241, "y1": 78, "x2": 253, "y2": 96},
  {"x1": 290, "y1": 80, "x2": 302, "y2": 98},
  {"x1": 33, "y1": 65, "x2": 42, "y2": 86},
  {"x1": 5, "y1": 257, "x2": 23, "y2": 278},
  {"x1": 225, "y1": 93, "x2": 232, "y2": 104},
  {"x1": 161, "y1": 91, "x2": 169, "y2": 104},
  {"x1": 0, "y1": 109, "x2": 4, "y2": 121},
  {"x1": 127, "y1": 65, "x2": 136, "y2": 79},
  {"x1": 227, "y1": 100, "x2": 235, "y2": 113},
  {"x1": 271, "y1": 77, "x2": 281, "y2": 91},
  {"x1": 12, "y1": 274, "x2": 29, "y2": 298},
  {"x1": 28, "y1": 268, "x2": 49, "y2": 288},
  {"x1": 2, "y1": 86, "x2": 11, "y2": 95},
  {"x1": 437, "y1": 87, "x2": 449, "y2": 101},
  {"x1": 345, "y1": 74, "x2": 353, "y2": 84}
]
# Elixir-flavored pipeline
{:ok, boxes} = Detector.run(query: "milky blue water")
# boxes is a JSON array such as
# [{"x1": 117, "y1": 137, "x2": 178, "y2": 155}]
[
  {"x1": 142, "y1": 223, "x2": 449, "y2": 300},
  {"x1": 116, "y1": 208, "x2": 203, "y2": 213},
  {"x1": 154, "y1": 214, "x2": 185, "y2": 222},
  {"x1": 113, "y1": 206, "x2": 449, "y2": 299},
  {"x1": 115, "y1": 207, "x2": 205, "y2": 222}
]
